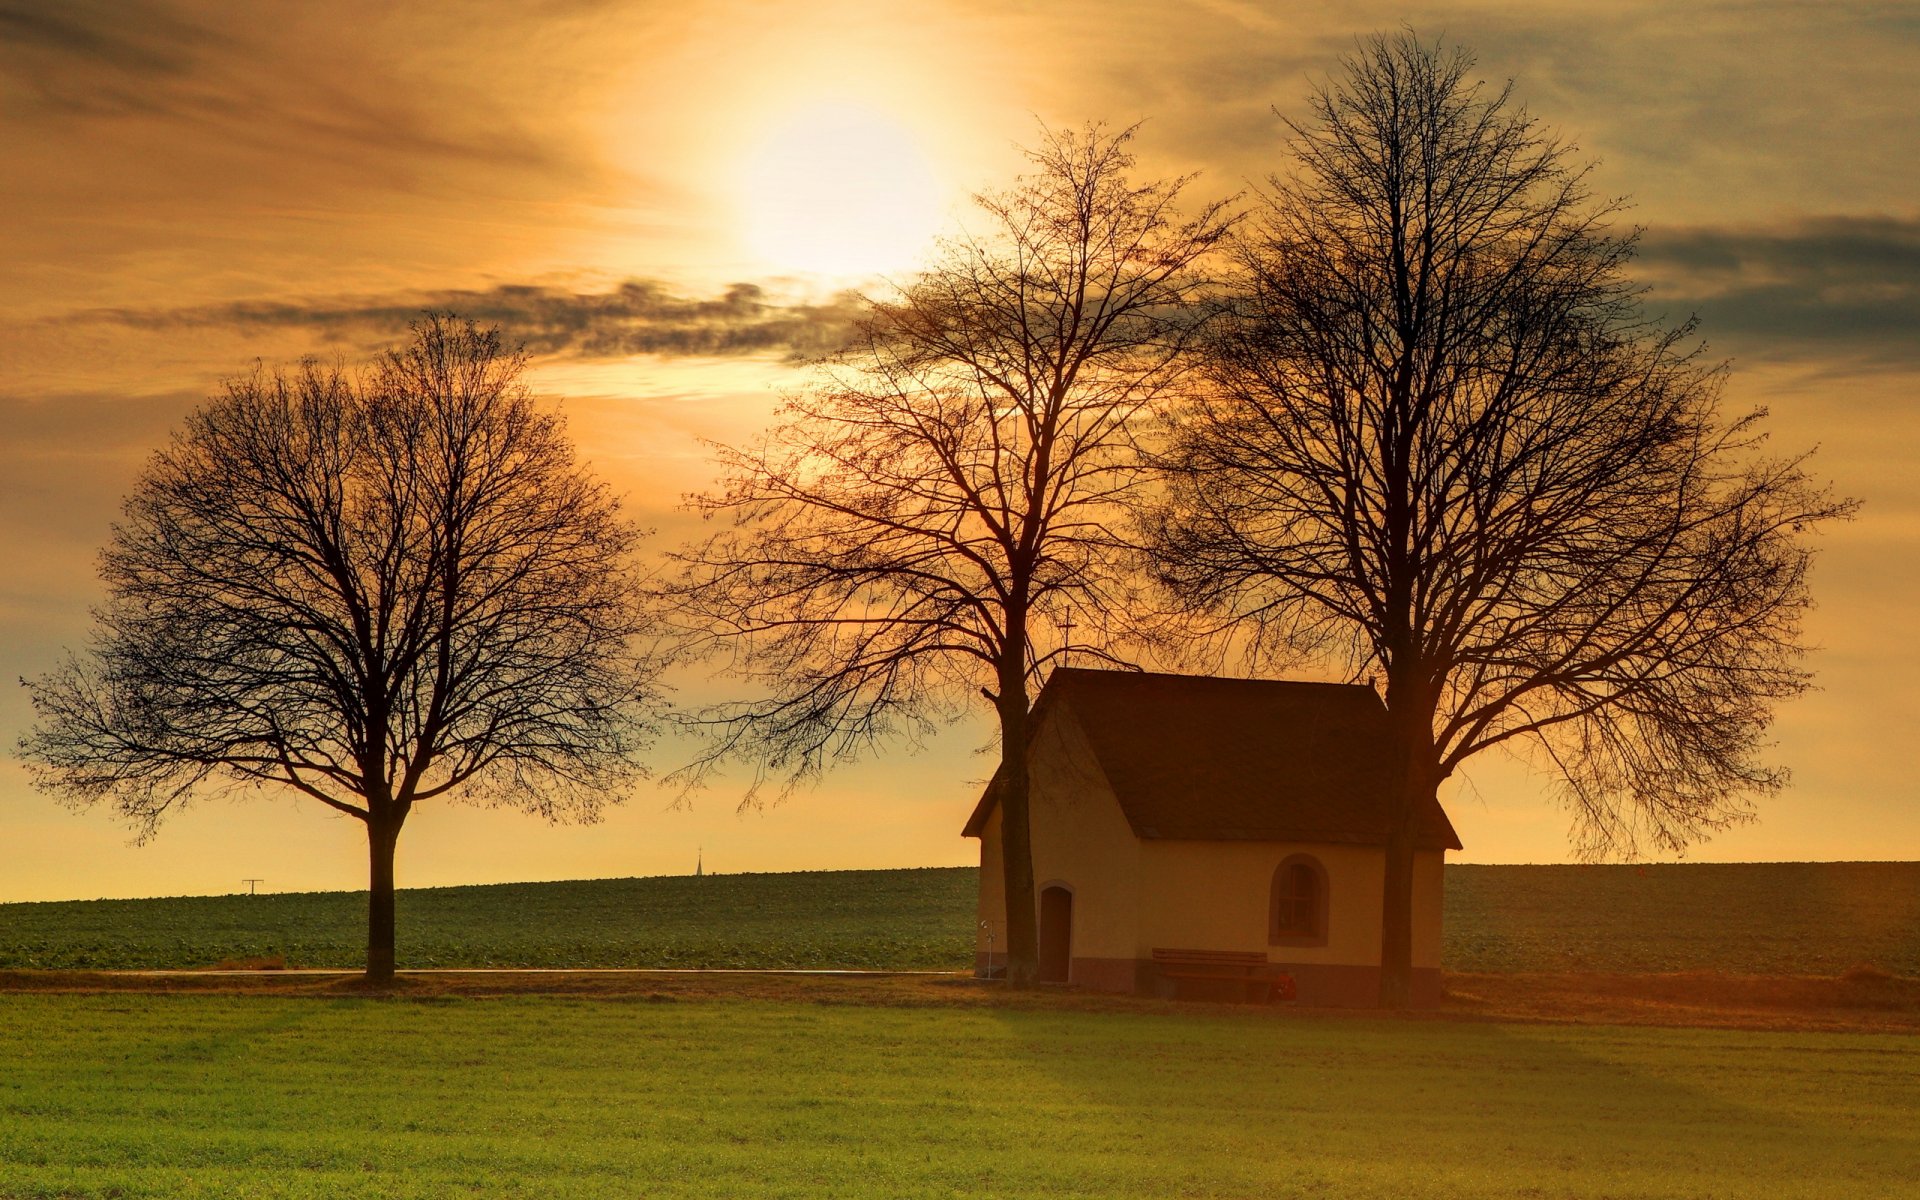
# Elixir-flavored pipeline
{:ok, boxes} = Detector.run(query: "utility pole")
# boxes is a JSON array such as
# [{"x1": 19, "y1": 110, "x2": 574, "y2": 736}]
[{"x1": 242, "y1": 878, "x2": 264, "y2": 895}]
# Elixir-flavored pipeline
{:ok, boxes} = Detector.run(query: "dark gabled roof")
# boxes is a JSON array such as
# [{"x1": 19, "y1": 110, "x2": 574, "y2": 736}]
[{"x1": 962, "y1": 668, "x2": 1462, "y2": 851}]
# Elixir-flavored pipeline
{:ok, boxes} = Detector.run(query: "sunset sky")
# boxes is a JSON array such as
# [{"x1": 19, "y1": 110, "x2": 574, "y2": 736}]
[{"x1": 2, "y1": 0, "x2": 1915, "y2": 902}]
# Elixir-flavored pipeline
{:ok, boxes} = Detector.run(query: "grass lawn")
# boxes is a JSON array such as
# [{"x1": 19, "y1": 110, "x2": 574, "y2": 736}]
[{"x1": 1, "y1": 989, "x2": 1915, "y2": 1198}]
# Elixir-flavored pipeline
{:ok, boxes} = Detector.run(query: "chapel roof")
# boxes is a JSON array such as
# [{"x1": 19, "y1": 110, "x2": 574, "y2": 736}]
[{"x1": 962, "y1": 668, "x2": 1462, "y2": 851}]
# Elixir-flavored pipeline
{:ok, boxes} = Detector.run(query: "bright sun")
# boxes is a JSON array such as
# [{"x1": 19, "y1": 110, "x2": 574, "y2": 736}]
[{"x1": 739, "y1": 101, "x2": 944, "y2": 281}]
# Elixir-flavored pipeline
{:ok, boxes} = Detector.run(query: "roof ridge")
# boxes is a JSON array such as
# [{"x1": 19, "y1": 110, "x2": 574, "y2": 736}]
[{"x1": 1049, "y1": 666, "x2": 1371, "y2": 690}]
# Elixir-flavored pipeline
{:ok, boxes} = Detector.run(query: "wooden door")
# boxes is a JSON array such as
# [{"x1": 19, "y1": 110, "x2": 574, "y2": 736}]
[{"x1": 1039, "y1": 885, "x2": 1073, "y2": 983}]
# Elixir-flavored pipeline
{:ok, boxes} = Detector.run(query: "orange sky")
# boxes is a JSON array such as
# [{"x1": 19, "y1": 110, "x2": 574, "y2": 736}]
[{"x1": 2, "y1": 0, "x2": 1916, "y2": 901}]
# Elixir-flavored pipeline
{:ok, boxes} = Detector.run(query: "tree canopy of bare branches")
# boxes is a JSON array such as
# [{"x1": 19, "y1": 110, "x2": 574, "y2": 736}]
[
  {"x1": 1149, "y1": 35, "x2": 1854, "y2": 1007},
  {"x1": 21, "y1": 315, "x2": 662, "y2": 980},
  {"x1": 672, "y1": 125, "x2": 1236, "y2": 984}
]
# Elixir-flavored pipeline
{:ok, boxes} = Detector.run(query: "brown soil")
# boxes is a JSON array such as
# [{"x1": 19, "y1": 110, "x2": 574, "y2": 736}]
[
  {"x1": 1441, "y1": 967, "x2": 1920, "y2": 1033},
  {"x1": 2, "y1": 967, "x2": 1914, "y2": 1033}
]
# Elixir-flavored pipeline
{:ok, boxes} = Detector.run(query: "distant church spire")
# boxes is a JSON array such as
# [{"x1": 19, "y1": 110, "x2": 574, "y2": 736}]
[{"x1": 695, "y1": 847, "x2": 704, "y2": 877}]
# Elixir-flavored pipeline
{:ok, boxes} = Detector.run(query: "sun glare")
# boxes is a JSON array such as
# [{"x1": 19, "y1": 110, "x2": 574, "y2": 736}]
[{"x1": 739, "y1": 101, "x2": 944, "y2": 282}]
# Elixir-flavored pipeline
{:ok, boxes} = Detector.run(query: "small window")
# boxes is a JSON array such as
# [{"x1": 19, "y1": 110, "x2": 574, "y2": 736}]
[
  {"x1": 1274, "y1": 863, "x2": 1317, "y2": 934},
  {"x1": 1270, "y1": 855, "x2": 1328, "y2": 945}
]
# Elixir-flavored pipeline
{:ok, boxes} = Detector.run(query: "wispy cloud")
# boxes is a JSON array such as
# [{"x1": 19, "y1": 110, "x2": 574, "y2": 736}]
[
  {"x1": 68, "y1": 280, "x2": 867, "y2": 362},
  {"x1": 1640, "y1": 216, "x2": 1920, "y2": 368},
  {"x1": 0, "y1": 0, "x2": 568, "y2": 173},
  {"x1": 0, "y1": 0, "x2": 209, "y2": 86}
]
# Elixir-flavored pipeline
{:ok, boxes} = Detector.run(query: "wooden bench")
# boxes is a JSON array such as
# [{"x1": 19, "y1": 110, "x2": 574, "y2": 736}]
[{"x1": 1152, "y1": 948, "x2": 1286, "y2": 1002}]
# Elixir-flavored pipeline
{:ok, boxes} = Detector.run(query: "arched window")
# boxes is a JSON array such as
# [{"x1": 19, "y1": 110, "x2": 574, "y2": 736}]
[{"x1": 1270, "y1": 855, "x2": 1328, "y2": 946}]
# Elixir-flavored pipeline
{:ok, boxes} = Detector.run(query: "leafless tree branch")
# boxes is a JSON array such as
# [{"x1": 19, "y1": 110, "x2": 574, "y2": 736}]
[
  {"x1": 1148, "y1": 33, "x2": 1855, "y2": 1004},
  {"x1": 20, "y1": 315, "x2": 665, "y2": 979},
  {"x1": 669, "y1": 124, "x2": 1238, "y2": 983}
]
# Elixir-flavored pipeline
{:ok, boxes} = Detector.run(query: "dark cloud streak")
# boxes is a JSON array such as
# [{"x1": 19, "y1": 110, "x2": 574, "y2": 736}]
[
  {"x1": 70, "y1": 280, "x2": 866, "y2": 363},
  {"x1": 58, "y1": 212, "x2": 1920, "y2": 372},
  {"x1": 1640, "y1": 216, "x2": 1920, "y2": 369}
]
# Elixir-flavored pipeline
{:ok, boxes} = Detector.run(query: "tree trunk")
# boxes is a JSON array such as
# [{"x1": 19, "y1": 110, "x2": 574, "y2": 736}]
[
  {"x1": 1377, "y1": 804, "x2": 1417, "y2": 1009},
  {"x1": 996, "y1": 661, "x2": 1040, "y2": 988},
  {"x1": 365, "y1": 817, "x2": 402, "y2": 984},
  {"x1": 1378, "y1": 678, "x2": 1432, "y2": 1010}
]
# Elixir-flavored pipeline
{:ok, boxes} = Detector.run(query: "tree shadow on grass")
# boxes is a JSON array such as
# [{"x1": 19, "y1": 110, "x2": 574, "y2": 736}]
[{"x1": 971, "y1": 1005, "x2": 1920, "y2": 1199}]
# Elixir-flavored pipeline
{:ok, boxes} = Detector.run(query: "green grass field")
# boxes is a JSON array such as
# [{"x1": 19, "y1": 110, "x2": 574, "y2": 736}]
[
  {"x1": 1445, "y1": 861, "x2": 1920, "y2": 975},
  {"x1": 0, "y1": 868, "x2": 975, "y2": 972},
  {"x1": 2, "y1": 862, "x2": 1916, "y2": 976},
  {"x1": 0, "y1": 991, "x2": 1913, "y2": 1199}
]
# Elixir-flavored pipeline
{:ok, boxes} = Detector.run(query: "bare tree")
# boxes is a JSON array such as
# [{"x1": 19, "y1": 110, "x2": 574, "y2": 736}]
[
  {"x1": 1149, "y1": 35, "x2": 1854, "y2": 1007},
  {"x1": 21, "y1": 316, "x2": 661, "y2": 982},
  {"x1": 671, "y1": 125, "x2": 1235, "y2": 985}
]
